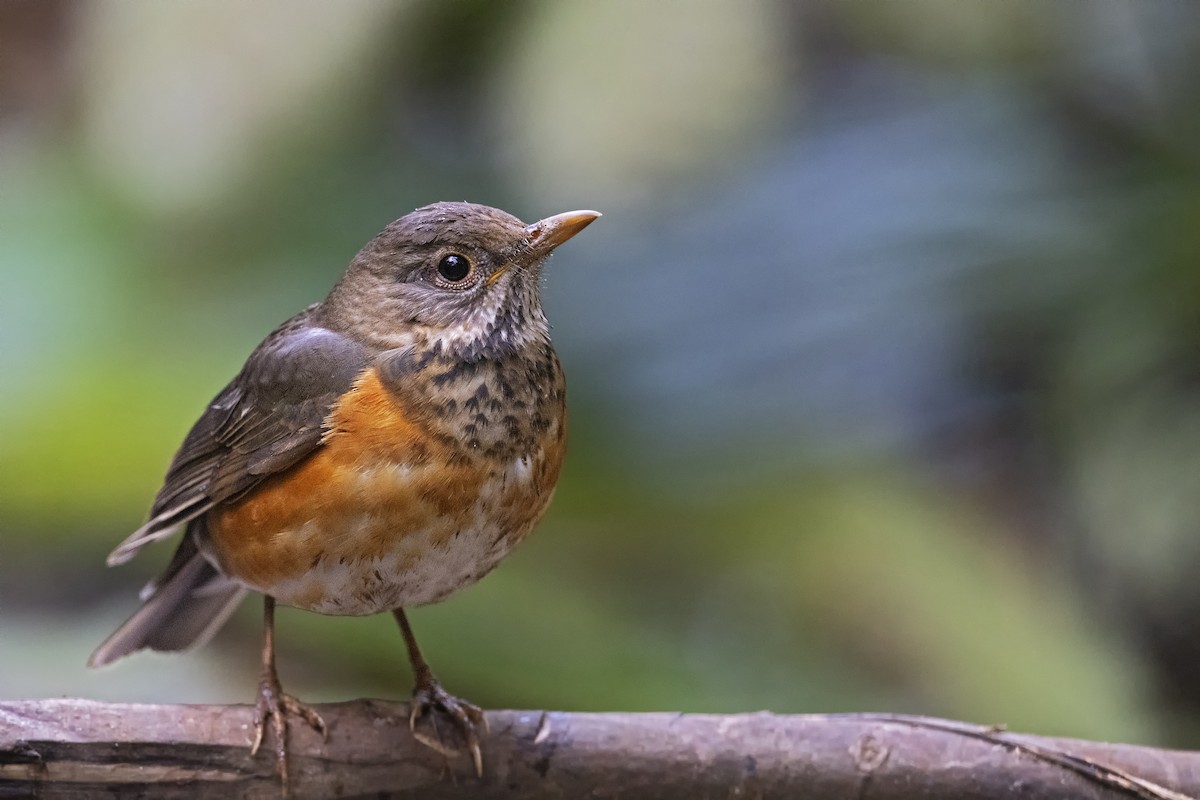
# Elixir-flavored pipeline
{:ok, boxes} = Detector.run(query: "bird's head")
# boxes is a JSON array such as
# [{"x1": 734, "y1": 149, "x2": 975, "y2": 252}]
[{"x1": 321, "y1": 202, "x2": 599, "y2": 359}]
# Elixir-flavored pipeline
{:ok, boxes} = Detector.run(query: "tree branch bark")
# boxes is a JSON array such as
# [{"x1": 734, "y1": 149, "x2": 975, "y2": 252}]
[{"x1": 2, "y1": 699, "x2": 1198, "y2": 799}]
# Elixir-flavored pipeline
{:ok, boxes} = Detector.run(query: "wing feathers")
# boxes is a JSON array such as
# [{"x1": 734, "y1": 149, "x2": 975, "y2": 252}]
[
  {"x1": 109, "y1": 314, "x2": 371, "y2": 563},
  {"x1": 106, "y1": 498, "x2": 210, "y2": 566}
]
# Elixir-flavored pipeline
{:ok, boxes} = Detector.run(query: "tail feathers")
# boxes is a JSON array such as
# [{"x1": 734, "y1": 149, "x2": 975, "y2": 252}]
[{"x1": 89, "y1": 551, "x2": 247, "y2": 668}]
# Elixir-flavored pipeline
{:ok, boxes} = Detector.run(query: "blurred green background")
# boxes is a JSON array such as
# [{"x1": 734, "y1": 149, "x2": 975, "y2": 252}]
[{"x1": 4, "y1": 0, "x2": 1200, "y2": 748}]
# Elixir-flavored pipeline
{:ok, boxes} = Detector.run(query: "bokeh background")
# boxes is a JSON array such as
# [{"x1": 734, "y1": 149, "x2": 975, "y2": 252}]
[{"x1": 4, "y1": 0, "x2": 1200, "y2": 749}]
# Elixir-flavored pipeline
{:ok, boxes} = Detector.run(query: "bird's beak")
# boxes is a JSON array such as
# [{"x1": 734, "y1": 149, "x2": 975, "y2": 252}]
[{"x1": 526, "y1": 210, "x2": 602, "y2": 256}]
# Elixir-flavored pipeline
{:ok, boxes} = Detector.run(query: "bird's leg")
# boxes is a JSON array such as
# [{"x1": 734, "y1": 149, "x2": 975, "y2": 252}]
[
  {"x1": 251, "y1": 596, "x2": 328, "y2": 791},
  {"x1": 393, "y1": 607, "x2": 486, "y2": 776}
]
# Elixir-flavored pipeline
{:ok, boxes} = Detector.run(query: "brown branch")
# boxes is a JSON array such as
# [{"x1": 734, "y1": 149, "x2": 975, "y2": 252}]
[{"x1": 2, "y1": 699, "x2": 1199, "y2": 799}]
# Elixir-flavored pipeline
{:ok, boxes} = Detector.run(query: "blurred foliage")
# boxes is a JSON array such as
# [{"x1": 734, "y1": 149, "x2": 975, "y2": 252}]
[{"x1": 3, "y1": 0, "x2": 1200, "y2": 748}]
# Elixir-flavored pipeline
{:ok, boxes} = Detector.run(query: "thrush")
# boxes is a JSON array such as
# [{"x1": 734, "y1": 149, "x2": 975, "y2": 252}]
[{"x1": 90, "y1": 201, "x2": 600, "y2": 786}]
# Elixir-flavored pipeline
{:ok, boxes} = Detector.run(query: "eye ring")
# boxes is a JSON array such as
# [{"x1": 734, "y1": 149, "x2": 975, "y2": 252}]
[{"x1": 436, "y1": 253, "x2": 472, "y2": 284}]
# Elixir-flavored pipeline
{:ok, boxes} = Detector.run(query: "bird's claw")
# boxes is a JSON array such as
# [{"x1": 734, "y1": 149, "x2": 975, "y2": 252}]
[
  {"x1": 250, "y1": 677, "x2": 327, "y2": 792},
  {"x1": 409, "y1": 679, "x2": 486, "y2": 776}
]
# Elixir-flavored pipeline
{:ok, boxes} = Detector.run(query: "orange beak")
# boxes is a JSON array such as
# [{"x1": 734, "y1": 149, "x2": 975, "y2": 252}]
[{"x1": 525, "y1": 210, "x2": 602, "y2": 256}]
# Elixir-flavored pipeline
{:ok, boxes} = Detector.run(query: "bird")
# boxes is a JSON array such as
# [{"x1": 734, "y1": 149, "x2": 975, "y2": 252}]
[{"x1": 89, "y1": 201, "x2": 600, "y2": 787}]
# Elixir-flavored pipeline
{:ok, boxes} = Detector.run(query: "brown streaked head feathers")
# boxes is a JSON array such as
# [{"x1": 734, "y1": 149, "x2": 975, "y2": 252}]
[{"x1": 317, "y1": 202, "x2": 600, "y2": 356}]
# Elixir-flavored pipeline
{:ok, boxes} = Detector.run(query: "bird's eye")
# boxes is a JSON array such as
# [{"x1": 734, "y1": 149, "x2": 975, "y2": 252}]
[{"x1": 436, "y1": 253, "x2": 472, "y2": 283}]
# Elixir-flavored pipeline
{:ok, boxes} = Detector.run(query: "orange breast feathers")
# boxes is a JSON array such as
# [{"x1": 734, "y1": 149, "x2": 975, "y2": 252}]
[{"x1": 203, "y1": 366, "x2": 566, "y2": 612}]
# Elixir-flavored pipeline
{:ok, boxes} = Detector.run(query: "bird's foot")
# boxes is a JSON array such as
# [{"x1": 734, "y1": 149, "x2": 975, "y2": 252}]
[
  {"x1": 409, "y1": 678, "x2": 487, "y2": 776},
  {"x1": 250, "y1": 675, "x2": 328, "y2": 792}
]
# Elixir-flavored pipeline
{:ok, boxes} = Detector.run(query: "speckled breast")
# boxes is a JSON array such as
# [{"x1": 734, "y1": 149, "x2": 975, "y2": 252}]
[{"x1": 203, "y1": 348, "x2": 566, "y2": 616}]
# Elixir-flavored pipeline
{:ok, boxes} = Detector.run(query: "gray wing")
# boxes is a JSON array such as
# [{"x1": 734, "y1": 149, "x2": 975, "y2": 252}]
[{"x1": 107, "y1": 310, "x2": 371, "y2": 566}]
